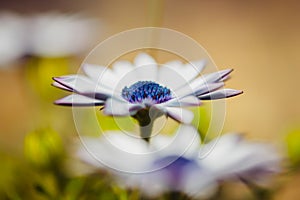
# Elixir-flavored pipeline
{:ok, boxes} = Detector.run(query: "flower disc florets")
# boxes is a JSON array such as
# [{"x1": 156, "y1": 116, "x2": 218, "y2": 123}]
[{"x1": 121, "y1": 81, "x2": 172, "y2": 104}]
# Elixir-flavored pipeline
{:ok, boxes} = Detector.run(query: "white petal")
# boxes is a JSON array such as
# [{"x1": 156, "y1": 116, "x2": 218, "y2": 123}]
[
  {"x1": 194, "y1": 82, "x2": 225, "y2": 96},
  {"x1": 200, "y1": 134, "x2": 280, "y2": 180},
  {"x1": 199, "y1": 134, "x2": 243, "y2": 160},
  {"x1": 187, "y1": 69, "x2": 233, "y2": 91},
  {"x1": 55, "y1": 94, "x2": 104, "y2": 106},
  {"x1": 175, "y1": 82, "x2": 224, "y2": 98},
  {"x1": 133, "y1": 53, "x2": 158, "y2": 81},
  {"x1": 158, "y1": 60, "x2": 206, "y2": 91},
  {"x1": 181, "y1": 59, "x2": 206, "y2": 81},
  {"x1": 53, "y1": 75, "x2": 112, "y2": 100},
  {"x1": 198, "y1": 89, "x2": 243, "y2": 100},
  {"x1": 82, "y1": 63, "x2": 106, "y2": 81},
  {"x1": 183, "y1": 169, "x2": 218, "y2": 198},
  {"x1": 158, "y1": 62, "x2": 188, "y2": 91},
  {"x1": 78, "y1": 133, "x2": 153, "y2": 172},
  {"x1": 203, "y1": 69, "x2": 233, "y2": 83},
  {"x1": 82, "y1": 63, "x2": 119, "y2": 88},
  {"x1": 134, "y1": 53, "x2": 156, "y2": 67},
  {"x1": 236, "y1": 146, "x2": 281, "y2": 185},
  {"x1": 162, "y1": 96, "x2": 202, "y2": 107},
  {"x1": 53, "y1": 75, "x2": 94, "y2": 92},
  {"x1": 151, "y1": 125, "x2": 201, "y2": 158},
  {"x1": 52, "y1": 81, "x2": 73, "y2": 92},
  {"x1": 104, "y1": 97, "x2": 144, "y2": 116},
  {"x1": 161, "y1": 106, "x2": 194, "y2": 124},
  {"x1": 77, "y1": 137, "x2": 104, "y2": 168},
  {"x1": 112, "y1": 61, "x2": 135, "y2": 77},
  {"x1": 163, "y1": 60, "x2": 182, "y2": 70},
  {"x1": 110, "y1": 61, "x2": 139, "y2": 89}
]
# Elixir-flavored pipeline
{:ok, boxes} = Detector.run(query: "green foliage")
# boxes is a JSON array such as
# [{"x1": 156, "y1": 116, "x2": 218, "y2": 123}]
[
  {"x1": 191, "y1": 103, "x2": 211, "y2": 142},
  {"x1": 96, "y1": 111, "x2": 135, "y2": 132},
  {"x1": 24, "y1": 128, "x2": 64, "y2": 169},
  {"x1": 0, "y1": 154, "x2": 28, "y2": 199},
  {"x1": 21, "y1": 127, "x2": 125, "y2": 199},
  {"x1": 26, "y1": 57, "x2": 71, "y2": 101},
  {"x1": 285, "y1": 128, "x2": 300, "y2": 168}
]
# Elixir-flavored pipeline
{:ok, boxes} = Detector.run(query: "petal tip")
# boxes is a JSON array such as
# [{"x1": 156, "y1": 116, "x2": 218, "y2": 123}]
[
  {"x1": 234, "y1": 90, "x2": 244, "y2": 96},
  {"x1": 53, "y1": 99, "x2": 62, "y2": 105},
  {"x1": 52, "y1": 77, "x2": 59, "y2": 81}
]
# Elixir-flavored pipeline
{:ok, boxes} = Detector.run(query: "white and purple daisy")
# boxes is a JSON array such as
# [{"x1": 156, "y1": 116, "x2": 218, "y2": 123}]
[
  {"x1": 77, "y1": 126, "x2": 280, "y2": 198},
  {"x1": 53, "y1": 53, "x2": 242, "y2": 118},
  {"x1": 53, "y1": 53, "x2": 242, "y2": 139}
]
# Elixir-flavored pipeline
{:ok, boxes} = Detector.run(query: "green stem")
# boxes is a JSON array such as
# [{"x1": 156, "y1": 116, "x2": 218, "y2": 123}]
[
  {"x1": 147, "y1": 0, "x2": 164, "y2": 27},
  {"x1": 139, "y1": 120, "x2": 154, "y2": 143},
  {"x1": 133, "y1": 108, "x2": 162, "y2": 143},
  {"x1": 134, "y1": 109, "x2": 154, "y2": 142}
]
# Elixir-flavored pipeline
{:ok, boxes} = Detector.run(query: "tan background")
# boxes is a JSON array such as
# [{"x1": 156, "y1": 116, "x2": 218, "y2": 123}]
[{"x1": 0, "y1": 0, "x2": 299, "y2": 198}]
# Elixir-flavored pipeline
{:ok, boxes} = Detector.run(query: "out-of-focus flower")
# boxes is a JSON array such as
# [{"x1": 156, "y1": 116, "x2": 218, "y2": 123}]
[
  {"x1": 53, "y1": 53, "x2": 242, "y2": 124},
  {"x1": 200, "y1": 134, "x2": 281, "y2": 186},
  {"x1": 78, "y1": 125, "x2": 217, "y2": 198},
  {"x1": 0, "y1": 13, "x2": 27, "y2": 67},
  {"x1": 77, "y1": 126, "x2": 280, "y2": 198},
  {"x1": 27, "y1": 13, "x2": 100, "y2": 57}
]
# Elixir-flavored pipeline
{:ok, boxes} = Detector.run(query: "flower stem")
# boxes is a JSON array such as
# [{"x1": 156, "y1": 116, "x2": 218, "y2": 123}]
[
  {"x1": 139, "y1": 122, "x2": 154, "y2": 143},
  {"x1": 133, "y1": 108, "x2": 162, "y2": 142},
  {"x1": 134, "y1": 109, "x2": 154, "y2": 142}
]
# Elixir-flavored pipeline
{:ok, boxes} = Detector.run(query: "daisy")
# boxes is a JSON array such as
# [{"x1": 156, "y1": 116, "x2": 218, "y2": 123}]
[
  {"x1": 199, "y1": 134, "x2": 281, "y2": 185},
  {"x1": 77, "y1": 126, "x2": 280, "y2": 198},
  {"x1": 0, "y1": 13, "x2": 27, "y2": 67},
  {"x1": 77, "y1": 125, "x2": 217, "y2": 198},
  {"x1": 53, "y1": 53, "x2": 242, "y2": 139},
  {"x1": 27, "y1": 13, "x2": 100, "y2": 57}
]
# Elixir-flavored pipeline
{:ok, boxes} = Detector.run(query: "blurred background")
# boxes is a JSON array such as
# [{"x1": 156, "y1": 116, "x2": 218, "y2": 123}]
[{"x1": 0, "y1": 0, "x2": 299, "y2": 199}]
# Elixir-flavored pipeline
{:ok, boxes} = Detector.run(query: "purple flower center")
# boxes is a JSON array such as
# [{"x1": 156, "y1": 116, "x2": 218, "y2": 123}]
[{"x1": 121, "y1": 81, "x2": 172, "y2": 104}]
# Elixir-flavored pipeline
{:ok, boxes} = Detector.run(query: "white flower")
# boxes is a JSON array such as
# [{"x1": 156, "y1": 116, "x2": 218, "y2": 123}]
[
  {"x1": 199, "y1": 134, "x2": 281, "y2": 185},
  {"x1": 78, "y1": 126, "x2": 217, "y2": 198},
  {"x1": 53, "y1": 53, "x2": 242, "y2": 124},
  {"x1": 27, "y1": 13, "x2": 100, "y2": 57},
  {"x1": 0, "y1": 13, "x2": 27, "y2": 67},
  {"x1": 77, "y1": 126, "x2": 280, "y2": 198}
]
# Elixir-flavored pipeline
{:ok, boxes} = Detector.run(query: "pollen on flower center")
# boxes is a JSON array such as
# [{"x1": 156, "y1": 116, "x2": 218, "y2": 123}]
[{"x1": 121, "y1": 81, "x2": 172, "y2": 104}]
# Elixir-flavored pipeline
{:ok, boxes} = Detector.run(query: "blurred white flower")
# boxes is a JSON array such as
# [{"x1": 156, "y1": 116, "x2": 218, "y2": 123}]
[
  {"x1": 78, "y1": 126, "x2": 217, "y2": 198},
  {"x1": 200, "y1": 134, "x2": 281, "y2": 186},
  {"x1": 0, "y1": 13, "x2": 27, "y2": 67},
  {"x1": 77, "y1": 126, "x2": 280, "y2": 198},
  {"x1": 27, "y1": 13, "x2": 100, "y2": 57}
]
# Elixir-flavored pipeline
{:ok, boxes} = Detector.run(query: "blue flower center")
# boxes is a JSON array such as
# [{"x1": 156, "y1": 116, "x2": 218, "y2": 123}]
[{"x1": 121, "y1": 81, "x2": 172, "y2": 104}]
